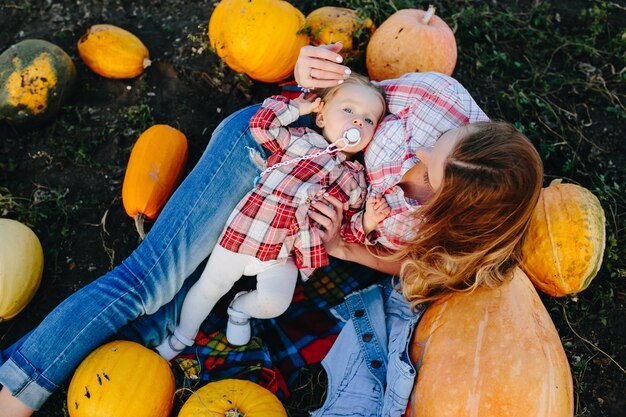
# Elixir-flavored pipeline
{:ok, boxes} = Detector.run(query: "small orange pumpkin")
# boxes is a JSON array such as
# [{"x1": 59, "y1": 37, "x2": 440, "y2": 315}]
[
  {"x1": 178, "y1": 379, "x2": 287, "y2": 417},
  {"x1": 122, "y1": 125, "x2": 188, "y2": 239},
  {"x1": 366, "y1": 5, "x2": 457, "y2": 81},
  {"x1": 67, "y1": 340, "x2": 175, "y2": 417},
  {"x1": 406, "y1": 268, "x2": 573, "y2": 417},
  {"x1": 78, "y1": 24, "x2": 151, "y2": 79},
  {"x1": 305, "y1": 7, "x2": 375, "y2": 60},
  {"x1": 522, "y1": 179, "x2": 606, "y2": 297},
  {"x1": 208, "y1": 0, "x2": 310, "y2": 83}
]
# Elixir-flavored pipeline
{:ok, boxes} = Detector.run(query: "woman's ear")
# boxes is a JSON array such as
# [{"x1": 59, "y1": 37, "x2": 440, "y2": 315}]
[{"x1": 415, "y1": 148, "x2": 431, "y2": 164}]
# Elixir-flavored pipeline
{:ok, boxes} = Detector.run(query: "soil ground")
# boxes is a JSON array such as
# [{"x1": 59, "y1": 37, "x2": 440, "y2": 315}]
[{"x1": 1, "y1": 0, "x2": 625, "y2": 416}]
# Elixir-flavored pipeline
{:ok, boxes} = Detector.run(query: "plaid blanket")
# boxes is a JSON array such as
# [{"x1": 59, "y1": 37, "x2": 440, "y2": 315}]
[{"x1": 171, "y1": 258, "x2": 388, "y2": 399}]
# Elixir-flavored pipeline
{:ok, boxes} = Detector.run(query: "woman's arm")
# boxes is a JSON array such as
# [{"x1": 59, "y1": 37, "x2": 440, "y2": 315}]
[{"x1": 309, "y1": 193, "x2": 403, "y2": 276}]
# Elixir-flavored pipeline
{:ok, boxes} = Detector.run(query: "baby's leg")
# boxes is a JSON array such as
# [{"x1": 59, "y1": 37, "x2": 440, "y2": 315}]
[
  {"x1": 231, "y1": 259, "x2": 299, "y2": 318},
  {"x1": 155, "y1": 245, "x2": 251, "y2": 359}
]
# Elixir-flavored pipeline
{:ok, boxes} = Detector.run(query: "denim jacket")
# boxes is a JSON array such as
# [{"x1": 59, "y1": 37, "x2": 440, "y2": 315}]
[{"x1": 312, "y1": 283, "x2": 424, "y2": 417}]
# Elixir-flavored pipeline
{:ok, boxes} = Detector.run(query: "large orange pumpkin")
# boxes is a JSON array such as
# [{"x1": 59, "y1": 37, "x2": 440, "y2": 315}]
[
  {"x1": 522, "y1": 179, "x2": 606, "y2": 297},
  {"x1": 366, "y1": 5, "x2": 457, "y2": 81},
  {"x1": 0, "y1": 219, "x2": 44, "y2": 321},
  {"x1": 178, "y1": 379, "x2": 287, "y2": 417},
  {"x1": 208, "y1": 0, "x2": 309, "y2": 83},
  {"x1": 78, "y1": 24, "x2": 151, "y2": 79},
  {"x1": 406, "y1": 268, "x2": 573, "y2": 417},
  {"x1": 67, "y1": 340, "x2": 175, "y2": 417},
  {"x1": 122, "y1": 125, "x2": 188, "y2": 239},
  {"x1": 305, "y1": 7, "x2": 375, "y2": 60}
]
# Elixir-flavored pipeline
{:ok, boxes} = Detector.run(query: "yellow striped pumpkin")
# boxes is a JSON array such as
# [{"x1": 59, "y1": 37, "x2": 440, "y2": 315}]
[{"x1": 522, "y1": 179, "x2": 606, "y2": 297}]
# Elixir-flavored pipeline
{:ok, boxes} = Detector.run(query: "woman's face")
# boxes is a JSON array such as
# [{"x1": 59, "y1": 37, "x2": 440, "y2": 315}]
[
  {"x1": 416, "y1": 125, "x2": 475, "y2": 191},
  {"x1": 315, "y1": 84, "x2": 385, "y2": 154}
]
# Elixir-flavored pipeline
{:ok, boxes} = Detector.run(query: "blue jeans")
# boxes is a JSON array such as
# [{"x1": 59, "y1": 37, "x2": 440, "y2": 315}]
[{"x1": 0, "y1": 105, "x2": 269, "y2": 410}]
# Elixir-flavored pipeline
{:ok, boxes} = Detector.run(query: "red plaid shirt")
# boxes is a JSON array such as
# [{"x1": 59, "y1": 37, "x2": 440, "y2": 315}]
[
  {"x1": 358, "y1": 72, "x2": 490, "y2": 249},
  {"x1": 219, "y1": 96, "x2": 367, "y2": 278}
]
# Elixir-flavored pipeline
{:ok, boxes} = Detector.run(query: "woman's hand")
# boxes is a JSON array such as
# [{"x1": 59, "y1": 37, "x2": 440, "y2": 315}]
[
  {"x1": 294, "y1": 43, "x2": 352, "y2": 89},
  {"x1": 309, "y1": 193, "x2": 348, "y2": 259}
]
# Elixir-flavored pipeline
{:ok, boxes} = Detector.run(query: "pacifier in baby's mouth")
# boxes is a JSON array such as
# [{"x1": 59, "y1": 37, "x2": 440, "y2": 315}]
[
  {"x1": 343, "y1": 128, "x2": 361, "y2": 147},
  {"x1": 328, "y1": 128, "x2": 362, "y2": 153}
]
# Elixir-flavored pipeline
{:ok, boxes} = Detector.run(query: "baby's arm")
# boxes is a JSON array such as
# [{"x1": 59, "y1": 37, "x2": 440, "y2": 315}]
[
  {"x1": 363, "y1": 195, "x2": 391, "y2": 235},
  {"x1": 292, "y1": 93, "x2": 322, "y2": 116},
  {"x1": 249, "y1": 94, "x2": 319, "y2": 153}
]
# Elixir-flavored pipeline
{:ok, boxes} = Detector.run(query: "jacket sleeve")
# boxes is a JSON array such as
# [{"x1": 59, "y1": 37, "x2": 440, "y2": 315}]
[{"x1": 249, "y1": 95, "x2": 301, "y2": 154}]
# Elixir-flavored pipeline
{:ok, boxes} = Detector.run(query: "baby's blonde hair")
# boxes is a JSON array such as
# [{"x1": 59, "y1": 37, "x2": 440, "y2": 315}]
[{"x1": 315, "y1": 73, "x2": 386, "y2": 122}]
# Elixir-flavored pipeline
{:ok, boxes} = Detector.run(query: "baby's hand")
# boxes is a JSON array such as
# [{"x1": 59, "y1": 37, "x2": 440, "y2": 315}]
[
  {"x1": 363, "y1": 195, "x2": 391, "y2": 234},
  {"x1": 293, "y1": 93, "x2": 322, "y2": 115}
]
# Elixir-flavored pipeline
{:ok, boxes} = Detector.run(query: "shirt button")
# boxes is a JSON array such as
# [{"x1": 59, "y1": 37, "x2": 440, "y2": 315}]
[
  {"x1": 354, "y1": 309, "x2": 365, "y2": 317},
  {"x1": 362, "y1": 333, "x2": 372, "y2": 342},
  {"x1": 306, "y1": 197, "x2": 311, "y2": 204},
  {"x1": 371, "y1": 360, "x2": 382, "y2": 369}
]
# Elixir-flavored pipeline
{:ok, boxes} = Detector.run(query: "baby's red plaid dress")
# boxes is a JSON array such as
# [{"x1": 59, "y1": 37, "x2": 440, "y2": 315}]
[{"x1": 219, "y1": 96, "x2": 367, "y2": 278}]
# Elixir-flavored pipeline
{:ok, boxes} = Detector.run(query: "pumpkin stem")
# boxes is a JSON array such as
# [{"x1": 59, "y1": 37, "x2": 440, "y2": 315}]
[
  {"x1": 422, "y1": 4, "x2": 436, "y2": 25},
  {"x1": 224, "y1": 409, "x2": 244, "y2": 417},
  {"x1": 143, "y1": 57, "x2": 152, "y2": 69},
  {"x1": 134, "y1": 213, "x2": 147, "y2": 240},
  {"x1": 550, "y1": 178, "x2": 564, "y2": 186}
]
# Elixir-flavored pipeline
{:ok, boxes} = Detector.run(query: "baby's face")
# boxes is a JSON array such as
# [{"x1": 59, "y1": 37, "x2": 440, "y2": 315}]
[{"x1": 317, "y1": 84, "x2": 385, "y2": 154}]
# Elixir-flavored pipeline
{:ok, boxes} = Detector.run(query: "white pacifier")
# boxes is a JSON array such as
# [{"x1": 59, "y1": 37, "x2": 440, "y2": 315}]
[{"x1": 343, "y1": 128, "x2": 361, "y2": 147}]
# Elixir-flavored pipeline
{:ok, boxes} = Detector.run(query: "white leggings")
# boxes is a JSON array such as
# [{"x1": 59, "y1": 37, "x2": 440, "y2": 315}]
[{"x1": 176, "y1": 244, "x2": 299, "y2": 342}]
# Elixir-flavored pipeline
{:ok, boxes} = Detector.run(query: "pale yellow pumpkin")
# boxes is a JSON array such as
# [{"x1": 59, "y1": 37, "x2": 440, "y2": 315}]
[
  {"x1": 305, "y1": 7, "x2": 375, "y2": 60},
  {"x1": 366, "y1": 5, "x2": 457, "y2": 81},
  {"x1": 78, "y1": 24, "x2": 151, "y2": 79},
  {"x1": 406, "y1": 268, "x2": 573, "y2": 417},
  {"x1": 0, "y1": 218, "x2": 44, "y2": 321},
  {"x1": 522, "y1": 179, "x2": 606, "y2": 297},
  {"x1": 208, "y1": 0, "x2": 309, "y2": 83},
  {"x1": 67, "y1": 340, "x2": 175, "y2": 417},
  {"x1": 178, "y1": 379, "x2": 287, "y2": 417},
  {"x1": 122, "y1": 124, "x2": 188, "y2": 239}
]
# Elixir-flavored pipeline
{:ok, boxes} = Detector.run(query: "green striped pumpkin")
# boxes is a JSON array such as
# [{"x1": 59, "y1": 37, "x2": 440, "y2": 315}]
[{"x1": 0, "y1": 39, "x2": 76, "y2": 125}]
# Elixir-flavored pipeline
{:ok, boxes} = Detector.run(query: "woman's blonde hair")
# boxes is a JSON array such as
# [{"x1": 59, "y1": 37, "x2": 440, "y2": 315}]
[
  {"x1": 398, "y1": 121, "x2": 544, "y2": 308},
  {"x1": 315, "y1": 73, "x2": 386, "y2": 122}
]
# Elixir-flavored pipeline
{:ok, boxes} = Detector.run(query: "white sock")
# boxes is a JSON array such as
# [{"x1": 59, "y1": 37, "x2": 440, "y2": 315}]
[{"x1": 155, "y1": 332, "x2": 189, "y2": 360}]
